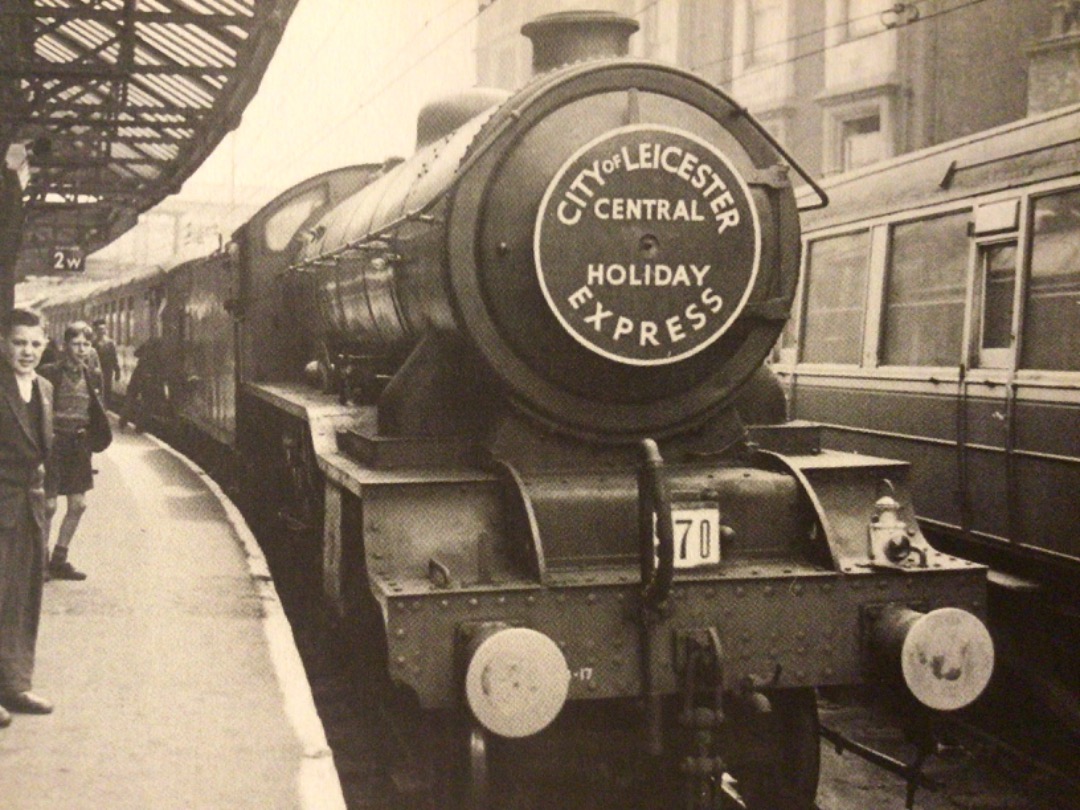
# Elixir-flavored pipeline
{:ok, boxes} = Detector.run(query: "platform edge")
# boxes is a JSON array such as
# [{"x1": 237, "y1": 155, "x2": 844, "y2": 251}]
[{"x1": 143, "y1": 431, "x2": 347, "y2": 810}]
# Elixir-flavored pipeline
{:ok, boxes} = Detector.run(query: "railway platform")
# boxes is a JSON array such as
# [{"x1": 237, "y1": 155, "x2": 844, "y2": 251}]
[{"x1": 0, "y1": 421, "x2": 345, "y2": 810}]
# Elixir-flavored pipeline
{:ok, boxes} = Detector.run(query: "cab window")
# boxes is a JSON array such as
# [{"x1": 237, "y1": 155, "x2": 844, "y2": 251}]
[{"x1": 263, "y1": 187, "x2": 328, "y2": 252}]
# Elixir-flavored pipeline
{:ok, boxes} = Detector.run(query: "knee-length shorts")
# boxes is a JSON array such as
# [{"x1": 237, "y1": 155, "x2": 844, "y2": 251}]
[{"x1": 45, "y1": 430, "x2": 93, "y2": 497}]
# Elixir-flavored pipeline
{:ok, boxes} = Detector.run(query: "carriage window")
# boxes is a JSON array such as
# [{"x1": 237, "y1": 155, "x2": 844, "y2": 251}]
[
  {"x1": 881, "y1": 211, "x2": 969, "y2": 366},
  {"x1": 263, "y1": 187, "x2": 328, "y2": 252},
  {"x1": 980, "y1": 242, "x2": 1016, "y2": 353},
  {"x1": 1022, "y1": 188, "x2": 1080, "y2": 371},
  {"x1": 800, "y1": 230, "x2": 870, "y2": 364}
]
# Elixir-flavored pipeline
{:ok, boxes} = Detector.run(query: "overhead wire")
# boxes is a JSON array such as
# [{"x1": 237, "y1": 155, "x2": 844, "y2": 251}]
[
  {"x1": 253, "y1": 0, "x2": 500, "y2": 180},
  {"x1": 341, "y1": 0, "x2": 493, "y2": 119},
  {"x1": 625, "y1": 0, "x2": 925, "y2": 62},
  {"x1": 366, "y1": 0, "x2": 472, "y2": 79},
  {"x1": 691, "y1": 0, "x2": 984, "y2": 76},
  {"x1": 150, "y1": 0, "x2": 989, "y2": 261},
  {"x1": 226, "y1": 0, "x2": 922, "y2": 189},
  {"x1": 235, "y1": 0, "x2": 356, "y2": 157},
  {"x1": 209, "y1": 0, "x2": 477, "y2": 232}
]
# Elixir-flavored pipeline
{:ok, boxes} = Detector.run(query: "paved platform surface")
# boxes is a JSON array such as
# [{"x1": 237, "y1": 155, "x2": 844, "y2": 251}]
[{"x1": 0, "y1": 423, "x2": 345, "y2": 809}]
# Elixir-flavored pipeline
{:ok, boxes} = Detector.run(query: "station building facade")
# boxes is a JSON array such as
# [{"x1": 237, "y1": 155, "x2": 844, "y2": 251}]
[{"x1": 476, "y1": 0, "x2": 1079, "y2": 177}]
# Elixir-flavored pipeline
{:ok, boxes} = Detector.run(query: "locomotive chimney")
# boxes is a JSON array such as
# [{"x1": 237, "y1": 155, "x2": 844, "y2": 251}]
[{"x1": 521, "y1": 10, "x2": 639, "y2": 75}]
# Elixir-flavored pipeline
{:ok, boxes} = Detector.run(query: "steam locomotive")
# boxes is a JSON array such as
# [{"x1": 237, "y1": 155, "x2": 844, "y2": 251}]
[{"x1": 37, "y1": 12, "x2": 995, "y2": 809}]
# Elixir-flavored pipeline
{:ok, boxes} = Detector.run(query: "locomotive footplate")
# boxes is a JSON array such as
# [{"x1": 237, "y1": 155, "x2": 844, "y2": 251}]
[
  {"x1": 375, "y1": 564, "x2": 988, "y2": 710},
  {"x1": 360, "y1": 439, "x2": 990, "y2": 717}
]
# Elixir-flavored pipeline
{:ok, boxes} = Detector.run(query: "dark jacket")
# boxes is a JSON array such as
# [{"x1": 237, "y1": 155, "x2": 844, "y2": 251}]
[
  {"x1": 0, "y1": 370, "x2": 54, "y2": 535},
  {"x1": 95, "y1": 336, "x2": 120, "y2": 380}
]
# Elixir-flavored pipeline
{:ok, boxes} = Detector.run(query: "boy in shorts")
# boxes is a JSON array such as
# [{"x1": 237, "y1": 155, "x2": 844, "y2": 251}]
[{"x1": 39, "y1": 321, "x2": 105, "y2": 581}]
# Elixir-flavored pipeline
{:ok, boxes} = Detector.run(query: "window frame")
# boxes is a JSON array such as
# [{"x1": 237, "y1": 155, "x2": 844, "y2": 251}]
[
  {"x1": 878, "y1": 207, "x2": 973, "y2": 371},
  {"x1": 971, "y1": 236, "x2": 1020, "y2": 371},
  {"x1": 261, "y1": 185, "x2": 329, "y2": 254},
  {"x1": 797, "y1": 225, "x2": 874, "y2": 367},
  {"x1": 790, "y1": 174, "x2": 1080, "y2": 393},
  {"x1": 821, "y1": 93, "x2": 897, "y2": 175},
  {"x1": 841, "y1": 113, "x2": 883, "y2": 171},
  {"x1": 845, "y1": 0, "x2": 882, "y2": 39},
  {"x1": 1017, "y1": 182, "x2": 1080, "y2": 377},
  {"x1": 743, "y1": 0, "x2": 787, "y2": 69}
]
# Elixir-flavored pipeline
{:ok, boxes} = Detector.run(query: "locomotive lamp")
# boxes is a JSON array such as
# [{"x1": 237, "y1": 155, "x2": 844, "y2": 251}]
[{"x1": 868, "y1": 486, "x2": 927, "y2": 567}]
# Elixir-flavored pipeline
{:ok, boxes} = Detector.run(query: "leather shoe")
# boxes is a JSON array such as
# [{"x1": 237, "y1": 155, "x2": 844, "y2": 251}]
[
  {"x1": 0, "y1": 704, "x2": 11, "y2": 727},
  {"x1": 0, "y1": 691, "x2": 53, "y2": 714},
  {"x1": 48, "y1": 561, "x2": 87, "y2": 581}
]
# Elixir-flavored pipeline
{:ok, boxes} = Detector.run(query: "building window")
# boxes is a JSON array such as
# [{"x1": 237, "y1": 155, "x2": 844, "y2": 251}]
[
  {"x1": 641, "y1": 0, "x2": 679, "y2": 63},
  {"x1": 801, "y1": 230, "x2": 870, "y2": 364},
  {"x1": 754, "y1": 110, "x2": 790, "y2": 148},
  {"x1": 746, "y1": 0, "x2": 785, "y2": 66},
  {"x1": 841, "y1": 114, "x2": 883, "y2": 171},
  {"x1": 881, "y1": 211, "x2": 970, "y2": 367},
  {"x1": 822, "y1": 94, "x2": 896, "y2": 175},
  {"x1": 1021, "y1": 187, "x2": 1080, "y2": 371}
]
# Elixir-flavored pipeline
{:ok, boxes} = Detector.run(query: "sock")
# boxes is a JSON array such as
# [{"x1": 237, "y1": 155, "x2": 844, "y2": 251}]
[{"x1": 50, "y1": 545, "x2": 68, "y2": 566}]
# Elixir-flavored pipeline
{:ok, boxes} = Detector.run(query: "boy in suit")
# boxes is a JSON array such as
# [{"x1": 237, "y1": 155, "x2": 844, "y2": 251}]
[{"x1": 0, "y1": 308, "x2": 54, "y2": 726}]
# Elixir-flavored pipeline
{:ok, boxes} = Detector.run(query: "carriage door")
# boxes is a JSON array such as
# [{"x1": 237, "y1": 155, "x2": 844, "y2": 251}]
[
  {"x1": 1016, "y1": 187, "x2": 1080, "y2": 561},
  {"x1": 964, "y1": 199, "x2": 1020, "y2": 543}
]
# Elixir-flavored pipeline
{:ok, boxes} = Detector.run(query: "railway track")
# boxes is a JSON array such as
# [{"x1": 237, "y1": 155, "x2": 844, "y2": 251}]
[{"x1": 815, "y1": 693, "x2": 1078, "y2": 810}]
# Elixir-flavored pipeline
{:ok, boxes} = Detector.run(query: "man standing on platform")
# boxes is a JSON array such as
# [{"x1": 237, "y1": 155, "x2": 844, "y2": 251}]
[
  {"x1": 91, "y1": 318, "x2": 119, "y2": 411},
  {"x1": 0, "y1": 308, "x2": 54, "y2": 727}
]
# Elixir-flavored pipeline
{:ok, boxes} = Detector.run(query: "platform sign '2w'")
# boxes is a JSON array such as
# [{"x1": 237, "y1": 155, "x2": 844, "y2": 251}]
[{"x1": 50, "y1": 246, "x2": 85, "y2": 273}]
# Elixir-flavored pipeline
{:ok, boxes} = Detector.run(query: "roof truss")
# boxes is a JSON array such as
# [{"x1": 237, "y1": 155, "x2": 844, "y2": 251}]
[{"x1": 0, "y1": 0, "x2": 299, "y2": 277}]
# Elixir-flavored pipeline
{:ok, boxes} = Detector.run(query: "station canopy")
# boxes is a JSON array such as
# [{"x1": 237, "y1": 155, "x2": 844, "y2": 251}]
[{"x1": 0, "y1": 0, "x2": 299, "y2": 277}]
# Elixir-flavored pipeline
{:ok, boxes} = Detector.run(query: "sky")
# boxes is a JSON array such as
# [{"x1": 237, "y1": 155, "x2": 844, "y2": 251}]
[{"x1": 175, "y1": 0, "x2": 478, "y2": 206}]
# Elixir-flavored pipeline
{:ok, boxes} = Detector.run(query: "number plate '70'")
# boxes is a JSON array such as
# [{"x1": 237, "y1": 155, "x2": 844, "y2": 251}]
[{"x1": 654, "y1": 502, "x2": 722, "y2": 569}]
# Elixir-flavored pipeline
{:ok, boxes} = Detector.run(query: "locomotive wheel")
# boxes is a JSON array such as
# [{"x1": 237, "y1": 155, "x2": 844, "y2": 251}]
[
  {"x1": 422, "y1": 692, "x2": 819, "y2": 809},
  {"x1": 722, "y1": 687, "x2": 820, "y2": 810},
  {"x1": 466, "y1": 726, "x2": 490, "y2": 810},
  {"x1": 431, "y1": 702, "x2": 668, "y2": 810},
  {"x1": 417, "y1": 712, "x2": 489, "y2": 810}
]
